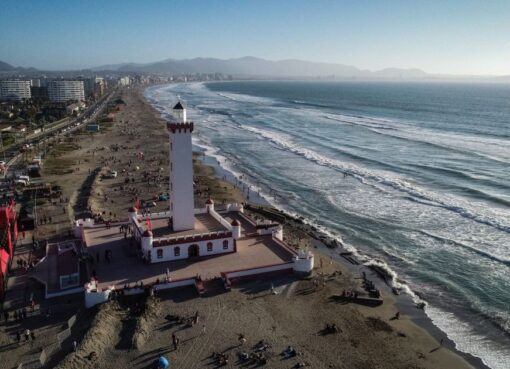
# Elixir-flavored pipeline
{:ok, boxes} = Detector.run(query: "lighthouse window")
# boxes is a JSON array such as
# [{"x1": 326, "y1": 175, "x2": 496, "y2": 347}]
[
  {"x1": 207, "y1": 242, "x2": 213, "y2": 252},
  {"x1": 223, "y1": 240, "x2": 229, "y2": 250},
  {"x1": 174, "y1": 246, "x2": 180, "y2": 256},
  {"x1": 157, "y1": 249, "x2": 163, "y2": 259}
]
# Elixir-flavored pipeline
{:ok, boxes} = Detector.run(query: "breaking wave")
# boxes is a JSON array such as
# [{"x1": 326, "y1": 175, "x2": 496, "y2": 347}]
[{"x1": 241, "y1": 125, "x2": 510, "y2": 237}]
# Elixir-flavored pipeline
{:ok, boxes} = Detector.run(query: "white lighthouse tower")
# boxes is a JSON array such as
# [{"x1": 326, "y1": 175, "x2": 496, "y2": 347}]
[{"x1": 168, "y1": 102, "x2": 195, "y2": 231}]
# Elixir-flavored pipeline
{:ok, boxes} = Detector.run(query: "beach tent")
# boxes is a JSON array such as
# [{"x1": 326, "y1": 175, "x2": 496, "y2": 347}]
[{"x1": 156, "y1": 356, "x2": 169, "y2": 368}]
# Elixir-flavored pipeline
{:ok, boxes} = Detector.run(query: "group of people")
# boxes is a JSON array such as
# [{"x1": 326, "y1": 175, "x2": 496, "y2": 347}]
[
  {"x1": 3, "y1": 305, "x2": 34, "y2": 322},
  {"x1": 282, "y1": 345, "x2": 298, "y2": 359},
  {"x1": 212, "y1": 351, "x2": 229, "y2": 366},
  {"x1": 324, "y1": 323, "x2": 340, "y2": 334},
  {"x1": 16, "y1": 258, "x2": 34, "y2": 271},
  {"x1": 119, "y1": 224, "x2": 131, "y2": 234},
  {"x1": 237, "y1": 339, "x2": 271, "y2": 365},
  {"x1": 15, "y1": 328, "x2": 35, "y2": 343}
]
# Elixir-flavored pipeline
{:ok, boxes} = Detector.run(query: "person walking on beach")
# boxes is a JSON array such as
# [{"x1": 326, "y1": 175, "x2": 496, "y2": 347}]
[
  {"x1": 172, "y1": 333, "x2": 179, "y2": 350},
  {"x1": 25, "y1": 329, "x2": 31, "y2": 341},
  {"x1": 16, "y1": 330, "x2": 21, "y2": 343}
]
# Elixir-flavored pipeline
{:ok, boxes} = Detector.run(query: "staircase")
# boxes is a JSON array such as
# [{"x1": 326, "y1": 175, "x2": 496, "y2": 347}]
[{"x1": 201, "y1": 278, "x2": 226, "y2": 297}]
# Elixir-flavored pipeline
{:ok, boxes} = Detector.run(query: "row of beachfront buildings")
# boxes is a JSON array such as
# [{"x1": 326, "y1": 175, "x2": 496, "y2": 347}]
[
  {"x1": 0, "y1": 77, "x2": 112, "y2": 102},
  {"x1": 0, "y1": 74, "x2": 139, "y2": 102}
]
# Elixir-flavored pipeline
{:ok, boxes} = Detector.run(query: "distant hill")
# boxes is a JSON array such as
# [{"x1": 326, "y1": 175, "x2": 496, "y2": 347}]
[
  {"x1": 0, "y1": 60, "x2": 38, "y2": 73},
  {"x1": 92, "y1": 56, "x2": 434, "y2": 79},
  {"x1": 0, "y1": 61, "x2": 16, "y2": 71},
  {"x1": 2, "y1": 57, "x2": 507, "y2": 81}
]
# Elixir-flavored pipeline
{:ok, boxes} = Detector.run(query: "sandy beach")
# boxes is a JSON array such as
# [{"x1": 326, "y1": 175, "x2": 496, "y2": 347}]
[{"x1": 0, "y1": 85, "x2": 481, "y2": 369}]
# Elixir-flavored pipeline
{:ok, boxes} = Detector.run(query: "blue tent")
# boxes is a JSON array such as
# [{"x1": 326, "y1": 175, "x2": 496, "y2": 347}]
[{"x1": 157, "y1": 356, "x2": 169, "y2": 368}]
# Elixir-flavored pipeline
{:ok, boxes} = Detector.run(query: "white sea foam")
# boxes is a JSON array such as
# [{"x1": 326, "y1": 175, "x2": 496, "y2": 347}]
[
  {"x1": 426, "y1": 305, "x2": 510, "y2": 369},
  {"x1": 240, "y1": 125, "x2": 510, "y2": 237},
  {"x1": 324, "y1": 113, "x2": 510, "y2": 162},
  {"x1": 145, "y1": 83, "x2": 510, "y2": 369}
]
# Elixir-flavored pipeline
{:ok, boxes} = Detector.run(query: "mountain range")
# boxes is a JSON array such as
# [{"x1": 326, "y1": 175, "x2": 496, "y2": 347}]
[
  {"x1": 1, "y1": 57, "x2": 508, "y2": 81},
  {"x1": 91, "y1": 56, "x2": 432, "y2": 79}
]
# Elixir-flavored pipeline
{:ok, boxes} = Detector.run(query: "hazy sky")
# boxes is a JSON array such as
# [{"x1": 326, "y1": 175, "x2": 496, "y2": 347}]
[{"x1": 1, "y1": 0, "x2": 509, "y2": 75}]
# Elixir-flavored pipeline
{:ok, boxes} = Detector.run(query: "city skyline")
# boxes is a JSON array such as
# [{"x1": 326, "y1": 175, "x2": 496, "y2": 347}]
[{"x1": 1, "y1": 0, "x2": 510, "y2": 75}]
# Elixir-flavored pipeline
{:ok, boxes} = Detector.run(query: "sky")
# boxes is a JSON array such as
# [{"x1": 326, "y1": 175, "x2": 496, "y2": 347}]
[{"x1": 1, "y1": 0, "x2": 509, "y2": 75}]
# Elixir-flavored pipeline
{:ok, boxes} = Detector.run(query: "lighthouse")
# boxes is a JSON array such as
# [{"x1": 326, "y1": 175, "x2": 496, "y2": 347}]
[{"x1": 168, "y1": 102, "x2": 195, "y2": 231}]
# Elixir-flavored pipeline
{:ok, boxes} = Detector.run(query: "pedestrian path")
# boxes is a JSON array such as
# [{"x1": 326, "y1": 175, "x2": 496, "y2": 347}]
[{"x1": 2, "y1": 231, "x2": 35, "y2": 311}]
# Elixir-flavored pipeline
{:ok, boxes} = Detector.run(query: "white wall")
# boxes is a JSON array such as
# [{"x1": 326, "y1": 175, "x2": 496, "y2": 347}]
[
  {"x1": 209, "y1": 208, "x2": 233, "y2": 230},
  {"x1": 169, "y1": 128, "x2": 194, "y2": 230},
  {"x1": 85, "y1": 288, "x2": 112, "y2": 308},
  {"x1": 225, "y1": 262, "x2": 293, "y2": 279},
  {"x1": 142, "y1": 236, "x2": 152, "y2": 252},
  {"x1": 272, "y1": 235, "x2": 298, "y2": 256},
  {"x1": 75, "y1": 218, "x2": 95, "y2": 228},
  {"x1": 154, "y1": 278, "x2": 195, "y2": 291},
  {"x1": 145, "y1": 210, "x2": 172, "y2": 219},
  {"x1": 293, "y1": 252, "x2": 314, "y2": 274},
  {"x1": 151, "y1": 236, "x2": 234, "y2": 263},
  {"x1": 226, "y1": 203, "x2": 244, "y2": 213}
]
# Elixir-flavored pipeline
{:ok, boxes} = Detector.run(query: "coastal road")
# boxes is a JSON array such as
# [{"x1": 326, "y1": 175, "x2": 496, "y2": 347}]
[
  {"x1": 0, "y1": 91, "x2": 116, "y2": 188},
  {"x1": 0, "y1": 91, "x2": 115, "y2": 180}
]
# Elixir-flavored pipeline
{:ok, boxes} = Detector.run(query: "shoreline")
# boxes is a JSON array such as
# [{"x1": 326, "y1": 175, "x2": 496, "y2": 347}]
[
  {"x1": 1, "y1": 84, "x2": 490, "y2": 369},
  {"x1": 179, "y1": 86, "x2": 492, "y2": 369}
]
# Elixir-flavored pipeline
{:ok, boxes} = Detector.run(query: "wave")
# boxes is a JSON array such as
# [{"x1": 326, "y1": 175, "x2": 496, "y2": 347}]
[
  {"x1": 324, "y1": 114, "x2": 397, "y2": 130},
  {"x1": 419, "y1": 230, "x2": 510, "y2": 267},
  {"x1": 289, "y1": 99, "x2": 336, "y2": 110},
  {"x1": 147, "y1": 83, "x2": 510, "y2": 369},
  {"x1": 370, "y1": 128, "x2": 510, "y2": 164},
  {"x1": 323, "y1": 113, "x2": 510, "y2": 164},
  {"x1": 411, "y1": 164, "x2": 494, "y2": 184},
  {"x1": 241, "y1": 125, "x2": 510, "y2": 236},
  {"x1": 426, "y1": 306, "x2": 510, "y2": 369},
  {"x1": 217, "y1": 93, "x2": 237, "y2": 101}
]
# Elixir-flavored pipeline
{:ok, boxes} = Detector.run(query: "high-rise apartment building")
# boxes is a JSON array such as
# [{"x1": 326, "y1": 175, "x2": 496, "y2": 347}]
[
  {"x1": 48, "y1": 80, "x2": 85, "y2": 102},
  {"x1": 0, "y1": 79, "x2": 32, "y2": 101}
]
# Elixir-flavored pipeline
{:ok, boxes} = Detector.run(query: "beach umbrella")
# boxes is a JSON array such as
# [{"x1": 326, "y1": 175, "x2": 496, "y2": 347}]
[{"x1": 157, "y1": 356, "x2": 169, "y2": 368}]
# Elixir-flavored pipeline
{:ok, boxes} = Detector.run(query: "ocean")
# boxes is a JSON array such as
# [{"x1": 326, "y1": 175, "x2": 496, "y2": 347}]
[{"x1": 145, "y1": 80, "x2": 510, "y2": 369}]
